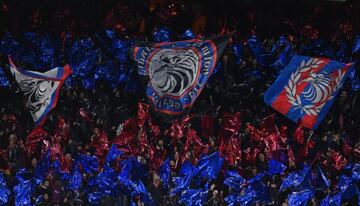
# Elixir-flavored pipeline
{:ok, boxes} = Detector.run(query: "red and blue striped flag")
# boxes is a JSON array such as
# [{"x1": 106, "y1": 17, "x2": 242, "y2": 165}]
[{"x1": 264, "y1": 55, "x2": 354, "y2": 130}]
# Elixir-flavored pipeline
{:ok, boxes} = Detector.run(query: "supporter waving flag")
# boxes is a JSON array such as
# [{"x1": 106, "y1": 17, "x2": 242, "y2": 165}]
[
  {"x1": 264, "y1": 55, "x2": 354, "y2": 130},
  {"x1": 133, "y1": 36, "x2": 228, "y2": 115},
  {"x1": 8, "y1": 56, "x2": 72, "y2": 126}
]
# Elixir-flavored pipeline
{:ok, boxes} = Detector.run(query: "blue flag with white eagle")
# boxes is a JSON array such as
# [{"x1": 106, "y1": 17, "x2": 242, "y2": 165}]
[
  {"x1": 133, "y1": 36, "x2": 228, "y2": 115},
  {"x1": 8, "y1": 56, "x2": 72, "y2": 126}
]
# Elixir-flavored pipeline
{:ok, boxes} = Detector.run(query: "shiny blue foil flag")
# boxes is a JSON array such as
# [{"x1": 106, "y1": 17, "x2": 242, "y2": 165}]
[
  {"x1": 352, "y1": 163, "x2": 360, "y2": 181},
  {"x1": 136, "y1": 181, "x2": 154, "y2": 206},
  {"x1": 353, "y1": 35, "x2": 360, "y2": 54},
  {"x1": 267, "y1": 159, "x2": 287, "y2": 175},
  {"x1": 68, "y1": 38, "x2": 99, "y2": 77},
  {"x1": 236, "y1": 187, "x2": 257, "y2": 206},
  {"x1": 87, "y1": 191, "x2": 103, "y2": 205},
  {"x1": 14, "y1": 180, "x2": 35, "y2": 206},
  {"x1": 179, "y1": 161, "x2": 199, "y2": 177},
  {"x1": 35, "y1": 150, "x2": 51, "y2": 184},
  {"x1": 248, "y1": 173, "x2": 270, "y2": 204},
  {"x1": 15, "y1": 169, "x2": 32, "y2": 183},
  {"x1": 313, "y1": 167, "x2": 330, "y2": 190},
  {"x1": 224, "y1": 170, "x2": 246, "y2": 192},
  {"x1": 111, "y1": 39, "x2": 129, "y2": 63},
  {"x1": 0, "y1": 67, "x2": 10, "y2": 87},
  {"x1": 178, "y1": 188, "x2": 208, "y2": 206},
  {"x1": 0, "y1": 32, "x2": 23, "y2": 58},
  {"x1": 94, "y1": 165, "x2": 119, "y2": 197},
  {"x1": 182, "y1": 29, "x2": 196, "y2": 40},
  {"x1": 170, "y1": 175, "x2": 192, "y2": 196},
  {"x1": 153, "y1": 27, "x2": 171, "y2": 42},
  {"x1": 67, "y1": 166, "x2": 83, "y2": 191},
  {"x1": 77, "y1": 154, "x2": 99, "y2": 174},
  {"x1": 280, "y1": 165, "x2": 311, "y2": 191},
  {"x1": 105, "y1": 144, "x2": 124, "y2": 165},
  {"x1": 197, "y1": 152, "x2": 224, "y2": 180},
  {"x1": 320, "y1": 194, "x2": 342, "y2": 206},
  {"x1": 38, "y1": 35, "x2": 55, "y2": 67},
  {"x1": 232, "y1": 43, "x2": 244, "y2": 64},
  {"x1": 0, "y1": 173, "x2": 10, "y2": 205},
  {"x1": 338, "y1": 175, "x2": 359, "y2": 200},
  {"x1": 288, "y1": 189, "x2": 314, "y2": 206},
  {"x1": 247, "y1": 35, "x2": 271, "y2": 66},
  {"x1": 159, "y1": 158, "x2": 171, "y2": 188}
]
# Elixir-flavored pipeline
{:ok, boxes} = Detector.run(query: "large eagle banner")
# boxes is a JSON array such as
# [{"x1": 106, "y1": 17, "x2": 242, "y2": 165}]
[
  {"x1": 8, "y1": 57, "x2": 72, "y2": 126},
  {"x1": 133, "y1": 36, "x2": 228, "y2": 115},
  {"x1": 264, "y1": 55, "x2": 354, "y2": 130}
]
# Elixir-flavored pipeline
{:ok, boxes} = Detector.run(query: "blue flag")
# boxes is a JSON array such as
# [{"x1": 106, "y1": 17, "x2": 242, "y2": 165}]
[
  {"x1": 223, "y1": 170, "x2": 246, "y2": 192},
  {"x1": 0, "y1": 67, "x2": 9, "y2": 87},
  {"x1": 338, "y1": 175, "x2": 360, "y2": 200},
  {"x1": 159, "y1": 158, "x2": 171, "y2": 188},
  {"x1": 0, "y1": 173, "x2": 10, "y2": 205},
  {"x1": 35, "y1": 150, "x2": 51, "y2": 184},
  {"x1": 267, "y1": 159, "x2": 287, "y2": 175},
  {"x1": 280, "y1": 165, "x2": 311, "y2": 191},
  {"x1": 320, "y1": 194, "x2": 341, "y2": 206},
  {"x1": 105, "y1": 144, "x2": 124, "y2": 165},
  {"x1": 133, "y1": 36, "x2": 228, "y2": 115},
  {"x1": 352, "y1": 163, "x2": 360, "y2": 182},
  {"x1": 14, "y1": 180, "x2": 35, "y2": 206},
  {"x1": 170, "y1": 175, "x2": 192, "y2": 196},
  {"x1": 67, "y1": 166, "x2": 83, "y2": 191},
  {"x1": 313, "y1": 167, "x2": 330, "y2": 190},
  {"x1": 288, "y1": 189, "x2": 314, "y2": 206},
  {"x1": 197, "y1": 152, "x2": 224, "y2": 180},
  {"x1": 77, "y1": 154, "x2": 99, "y2": 174},
  {"x1": 179, "y1": 161, "x2": 199, "y2": 177},
  {"x1": 248, "y1": 173, "x2": 270, "y2": 204},
  {"x1": 352, "y1": 35, "x2": 360, "y2": 54},
  {"x1": 178, "y1": 188, "x2": 208, "y2": 206}
]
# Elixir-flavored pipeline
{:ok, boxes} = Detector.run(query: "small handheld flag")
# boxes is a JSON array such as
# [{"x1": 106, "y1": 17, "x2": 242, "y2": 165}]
[
  {"x1": 133, "y1": 36, "x2": 228, "y2": 115},
  {"x1": 264, "y1": 55, "x2": 353, "y2": 130},
  {"x1": 8, "y1": 57, "x2": 72, "y2": 126}
]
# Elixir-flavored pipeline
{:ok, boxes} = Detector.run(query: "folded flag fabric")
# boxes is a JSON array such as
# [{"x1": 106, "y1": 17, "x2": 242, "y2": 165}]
[
  {"x1": 133, "y1": 36, "x2": 228, "y2": 115},
  {"x1": 8, "y1": 57, "x2": 72, "y2": 126},
  {"x1": 264, "y1": 55, "x2": 354, "y2": 130}
]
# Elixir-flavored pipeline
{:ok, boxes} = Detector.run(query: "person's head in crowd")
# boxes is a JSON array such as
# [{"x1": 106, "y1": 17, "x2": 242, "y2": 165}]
[
  {"x1": 152, "y1": 172, "x2": 161, "y2": 187},
  {"x1": 31, "y1": 157, "x2": 37, "y2": 169}
]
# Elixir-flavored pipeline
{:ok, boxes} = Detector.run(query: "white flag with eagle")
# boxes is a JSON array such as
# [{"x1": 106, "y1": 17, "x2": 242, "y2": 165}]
[{"x1": 8, "y1": 57, "x2": 72, "y2": 126}]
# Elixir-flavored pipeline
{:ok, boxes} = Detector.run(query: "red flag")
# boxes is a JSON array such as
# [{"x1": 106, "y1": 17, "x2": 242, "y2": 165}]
[
  {"x1": 293, "y1": 124, "x2": 305, "y2": 144},
  {"x1": 200, "y1": 115, "x2": 213, "y2": 138},
  {"x1": 330, "y1": 150, "x2": 347, "y2": 171},
  {"x1": 137, "y1": 102, "x2": 150, "y2": 126},
  {"x1": 222, "y1": 112, "x2": 241, "y2": 134},
  {"x1": 26, "y1": 127, "x2": 49, "y2": 156},
  {"x1": 166, "y1": 116, "x2": 191, "y2": 140}
]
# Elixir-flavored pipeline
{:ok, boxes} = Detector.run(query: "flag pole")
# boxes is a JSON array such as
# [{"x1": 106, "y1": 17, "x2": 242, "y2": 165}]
[{"x1": 306, "y1": 130, "x2": 314, "y2": 142}]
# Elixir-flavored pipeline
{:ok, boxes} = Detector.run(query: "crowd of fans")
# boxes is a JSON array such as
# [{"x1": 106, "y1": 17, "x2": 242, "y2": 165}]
[{"x1": 0, "y1": 0, "x2": 360, "y2": 205}]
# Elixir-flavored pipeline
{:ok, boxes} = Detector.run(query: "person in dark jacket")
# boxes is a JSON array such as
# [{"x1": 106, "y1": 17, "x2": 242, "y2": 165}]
[{"x1": 148, "y1": 173, "x2": 165, "y2": 205}]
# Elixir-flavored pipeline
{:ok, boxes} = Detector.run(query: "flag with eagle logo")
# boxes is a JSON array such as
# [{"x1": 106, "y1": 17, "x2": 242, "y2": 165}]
[
  {"x1": 8, "y1": 57, "x2": 72, "y2": 126},
  {"x1": 264, "y1": 55, "x2": 354, "y2": 130},
  {"x1": 133, "y1": 36, "x2": 228, "y2": 115}
]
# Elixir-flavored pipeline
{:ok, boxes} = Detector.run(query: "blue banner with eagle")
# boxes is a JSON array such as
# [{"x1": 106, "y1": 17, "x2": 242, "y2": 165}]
[{"x1": 133, "y1": 36, "x2": 228, "y2": 115}]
